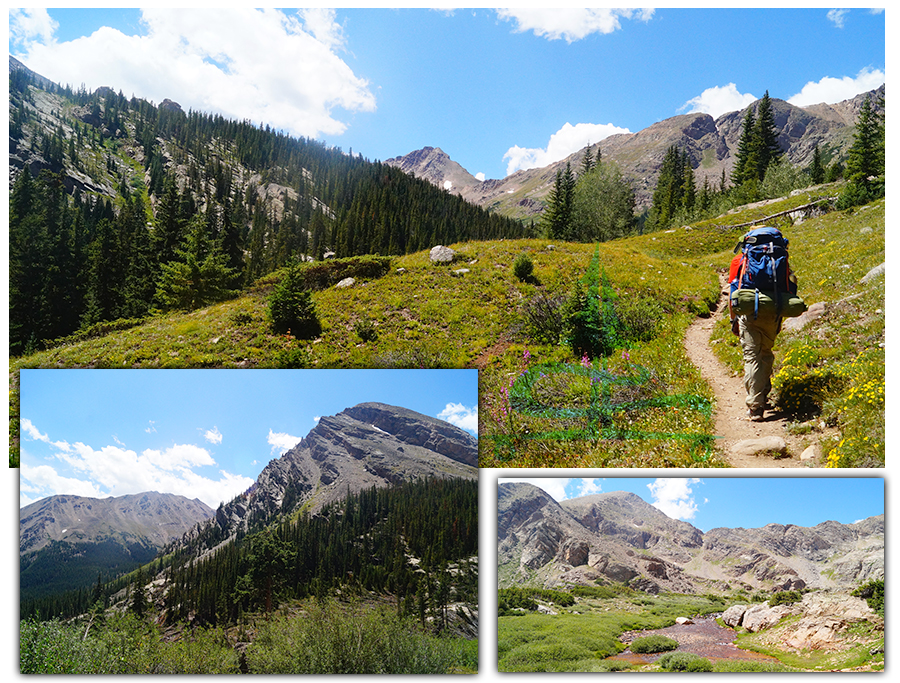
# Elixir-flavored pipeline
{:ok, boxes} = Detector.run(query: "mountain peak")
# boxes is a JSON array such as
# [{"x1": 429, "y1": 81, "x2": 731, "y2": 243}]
[{"x1": 213, "y1": 402, "x2": 477, "y2": 544}]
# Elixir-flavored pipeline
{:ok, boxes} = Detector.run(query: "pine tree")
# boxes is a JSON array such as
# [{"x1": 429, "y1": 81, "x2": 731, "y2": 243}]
[
  {"x1": 808, "y1": 144, "x2": 826, "y2": 184},
  {"x1": 845, "y1": 95, "x2": 883, "y2": 185},
  {"x1": 155, "y1": 214, "x2": 238, "y2": 310},
  {"x1": 541, "y1": 162, "x2": 576, "y2": 239},
  {"x1": 752, "y1": 91, "x2": 783, "y2": 181},
  {"x1": 731, "y1": 107, "x2": 757, "y2": 188}
]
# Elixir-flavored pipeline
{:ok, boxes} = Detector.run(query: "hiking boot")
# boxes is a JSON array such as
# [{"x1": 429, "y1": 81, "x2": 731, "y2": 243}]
[{"x1": 748, "y1": 407, "x2": 765, "y2": 422}]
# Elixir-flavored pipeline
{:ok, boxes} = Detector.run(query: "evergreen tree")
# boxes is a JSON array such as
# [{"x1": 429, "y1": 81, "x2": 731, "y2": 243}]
[
  {"x1": 541, "y1": 162, "x2": 576, "y2": 239},
  {"x1": 752, "y1": 91, "x2": 783, "y2": 181},
  {"x1": 129, "y1": 567, "x2": 147, "y2": 619},
  {"x1": 808, "y1": 144, "x2": 826, "y2": 184},
  {"x1": 731, "y1": 107, "x2": 757, "y2": 188},
  {"x1": 155, "y1": 214, "x2": 238, "y2": 310},
  {"x1": 9, "y1": 168, "x2": 45, "y2": 354},
  {"x1": 580, "y1": 145, "x2": 596, "y2": 176},
  {"x1": 845, "y1": 95, "x2": 884, "y2": 185}
]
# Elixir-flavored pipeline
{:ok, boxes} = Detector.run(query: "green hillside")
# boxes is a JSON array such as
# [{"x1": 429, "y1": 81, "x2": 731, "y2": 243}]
[{"x1": 9, "y1": 187, "x2": 884, "y2": 469}]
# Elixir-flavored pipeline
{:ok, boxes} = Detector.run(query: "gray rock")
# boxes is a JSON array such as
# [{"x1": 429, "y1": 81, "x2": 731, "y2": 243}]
[
  {"x1": 742, "y1": 603, "x2": 788, "y2": 632},
  {"x1": 430, "y1": 245, "x2": 455, "y2": 263},
  {"x1": 800, "y1": 444, "x2": 818, "y2": 462},
  {"x1": 335, "y1": 277, "x2": 355, "y2": 289},
  {"x1": 722, "y1": 604, "x2": 747, "y2": 628},
  {"x1": 451, "y1": 268, "x2": 470, "y2": 277},
  {"x1": 782, "y1": 301, "x2": 826, "y2": 332},
  {"x1": 730, "y1": 436, "x2": 788, "y2": 458},
  {"x1": 860, "y1": 262, "x2": 885, "y2": 284}
]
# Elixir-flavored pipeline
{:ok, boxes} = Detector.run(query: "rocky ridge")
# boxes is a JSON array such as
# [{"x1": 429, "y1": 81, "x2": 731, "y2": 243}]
[
  {"x1": 210, "y1": 402, "x2": 477, "y2": 545},
  {"x1": 19, "y1": 491, "x2": 214, "y2": 555},
  {"x1": 386, "y1": 86, "x2": 884, "y2": 217},
  {"x1": 497, "y1": 482, "x2": 883, "y2": 595}
]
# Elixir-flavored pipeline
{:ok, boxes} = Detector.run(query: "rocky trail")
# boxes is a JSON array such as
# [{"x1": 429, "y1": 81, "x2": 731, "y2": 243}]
[{"x1": 683, "y1": 276, "x2": 812, "y2": 468}]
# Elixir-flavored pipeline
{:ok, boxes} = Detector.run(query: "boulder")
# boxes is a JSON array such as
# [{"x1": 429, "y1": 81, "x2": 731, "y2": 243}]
[
  {"x1": 675, "y1": 616, "x2": 694, "y2": 625},
  {"x1": 782, "y1": 301, "x2": 826, "y2": 332},
  {"x1": 335, "y1": 277, "x2": 355, "y2": 289},
  {"x1": 730, "y1": 436, "x2": 788, "y2": 459},
  {"x1": 860, "y1": 262, "x2": 885, "y2": 284},
  {"x1": 722, "y1": 604, "x2": 747, "y2": 628},
  {"x1": 742, "y1": 603, "x2": 789, "y2": 632},
  {"x1": 430, "y1": 245, "x2": 455, "y2": 263}
]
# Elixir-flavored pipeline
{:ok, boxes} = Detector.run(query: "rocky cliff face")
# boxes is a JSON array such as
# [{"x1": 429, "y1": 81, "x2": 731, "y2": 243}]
[
  {"x1": 498, "y1": 483, "x2": 884, "y2": 595},
  {"x1": 386, "y1": 86, "x2": 884, "y2": 217},
  {"x1": 212, "y1": 402, "x2": 478, "y2": 543}
]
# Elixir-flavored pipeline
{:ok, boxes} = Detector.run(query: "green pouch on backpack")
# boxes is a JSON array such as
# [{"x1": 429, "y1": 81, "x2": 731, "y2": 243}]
[{"x1": 731, "y1": 289, "x2": 807, "y2": 318}]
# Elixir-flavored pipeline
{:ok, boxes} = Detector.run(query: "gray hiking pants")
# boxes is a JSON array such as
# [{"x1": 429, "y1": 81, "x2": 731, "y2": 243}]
[{"x1": 737, "y1": 313, "x2": 781, "y2": 411}]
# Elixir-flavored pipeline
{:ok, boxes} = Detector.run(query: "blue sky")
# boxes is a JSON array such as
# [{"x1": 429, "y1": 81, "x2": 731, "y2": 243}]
[
  {"x1": 498, "y1": 477, "x2": 884, "y2": 532},
  {"x1": 8, "y1": 7, "x2": 885, "y2": 181},
  {"x1": 19, "y1": 369, "x2": 478, "y2": 508}
]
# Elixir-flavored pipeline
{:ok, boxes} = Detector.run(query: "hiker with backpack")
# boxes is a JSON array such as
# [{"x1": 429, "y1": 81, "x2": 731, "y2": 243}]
[{"x1": 728, "y1": 227, "x2": 806, "y2": 421}]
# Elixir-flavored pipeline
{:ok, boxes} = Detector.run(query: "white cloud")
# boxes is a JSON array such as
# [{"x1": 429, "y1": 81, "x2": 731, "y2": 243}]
[
  {"x1": 681, "y1": 83, "x2": 758, "y2": 119},
  {"x1": 575, "y1": 478, "x2": 603, "y2": 497},
  {"x1": 647, "y1": 478, "x2": 702, "y2": 521},
  {"x1": 504, "y1": 121, "x2": 630, "y2": 175},
  {"x1": 204, "y1": 426, "x2": 223, "y2": 445},
  {"x1": 12, "y1": 8, "x2": 376, "y2": 140},
  {"x1": 787, "y1": 67, "x2": 885, "y2": 107},
  {"x1": 145, "y1": 420, "x2": 156, "y2": 434},
  {"x1": 827, "y1": 9, "x2": 850, "y2": 29},
  {"x1": 475, "y1": 172, "x2": 486, "y2": 182},
  {"x1": 500, "y1": 477, "x2": 570, "y2": 501},
  {"x1": 497, "y1": 8, "x2": 654, "y2": 43},
  {"x1": 268, "y1": 429, "x2": 302, "y2": 455},
  {"x1": 437, "y1": 402, "x2": 478, "y2": 435},
  {"x1": 20, "y1": 464, "x2": 106, "y2": 505},
  {"x1": 9, "y1": 8, "x2": 58, "y2": 48},
  {"x1": 19, "y1": 426, "x2": 254, "y2": 509},
  {"x1": 20, "y1": 418, "x2": 50, "y2": 443},
  {"x1": 144, "y1": 444, "x2": 217, "y2": 471}
]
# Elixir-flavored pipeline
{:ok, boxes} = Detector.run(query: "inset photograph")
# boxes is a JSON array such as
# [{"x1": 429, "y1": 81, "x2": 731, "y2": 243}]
[
  {"x1": 19, "y1": 369, "x2": 479, "y2": 674},
  {"x1": 498, "y1": 476, "x2": 884, "y2": 672}
]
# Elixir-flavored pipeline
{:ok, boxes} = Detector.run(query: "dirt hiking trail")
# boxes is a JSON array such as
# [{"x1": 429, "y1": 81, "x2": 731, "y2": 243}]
[{"x1": 684, "y1": 276, "x2": 810, "y2": 468}]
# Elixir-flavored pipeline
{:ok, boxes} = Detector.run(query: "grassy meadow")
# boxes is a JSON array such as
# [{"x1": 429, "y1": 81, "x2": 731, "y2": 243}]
[
  {"x1": 9, "y1": 187, "x2": 884, "y2": 468},
  {"x1": 497, "y1": 586, "x2": 884, "y2": 673}
]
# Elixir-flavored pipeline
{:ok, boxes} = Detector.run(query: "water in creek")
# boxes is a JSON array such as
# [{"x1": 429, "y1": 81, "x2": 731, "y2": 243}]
[{"x1": 606, "y1": 615, "x2": 781, "y2": 666}]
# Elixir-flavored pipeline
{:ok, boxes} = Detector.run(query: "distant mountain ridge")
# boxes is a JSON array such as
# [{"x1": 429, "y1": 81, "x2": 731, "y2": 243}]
[
  {"x1": 498, "y1": 483, "x2": 884, "y2": 595},
  {"x1": 20, "y1": 492, "x2": 214, "y2": 603},
  {"x1": 19, "y1": 491, "x2": 214, "y2": 555},
  {"x1": 386, "y1": 86, "x2": 884, "y2": 218}
]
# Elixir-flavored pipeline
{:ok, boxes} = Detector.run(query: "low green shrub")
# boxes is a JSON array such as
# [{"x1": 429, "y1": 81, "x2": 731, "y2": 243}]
[
  {"x1": 852, "y1": 579, "x2": 884, "y2": 617},
  {"x1": 657, "y1": 651, "x2": 713, "y2": 672},
  {"x1": 769, "y1": 590, "x2": 803, "y2": 607},
  {"x1": 244, "y1": 598, "x2": 466, "y2": 674},
  {"x1": 630, "y1": 634, "x2": 678, "y2": 654},
  {"x1": 514, "y1": 253, "x2": 534, "y2": 281}
]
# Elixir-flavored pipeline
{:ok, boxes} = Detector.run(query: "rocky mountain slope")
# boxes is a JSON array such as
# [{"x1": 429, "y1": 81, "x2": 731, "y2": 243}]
[
  {"x1": 19, "y1": 491, "x2": 214, "y2": 556},
  {"x1": 20, "y1": 492, "x2": 214, "y2": 602},
  {"x1": 497, "y1": 482, "x2": 883, "y2": 595},
  {"x1": 387, "y1": 86, "x2": 884, "y2": 218},
  {"x1": 202, "y1": 402, "x2": 478, "y2": 549}
]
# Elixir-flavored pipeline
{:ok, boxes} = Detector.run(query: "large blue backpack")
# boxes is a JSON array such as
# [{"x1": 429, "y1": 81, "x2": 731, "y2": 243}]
[{"x1": 730, "y1": 226, "x2": 800, "y2": 318}]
